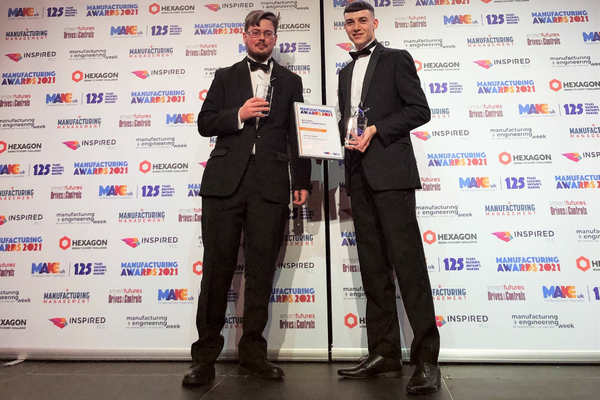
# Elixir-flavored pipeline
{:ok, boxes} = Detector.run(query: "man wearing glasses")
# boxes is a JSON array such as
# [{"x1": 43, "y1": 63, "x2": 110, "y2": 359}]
[{"x1": 182, "y1": 10, "x2": 311, "y2": 386}]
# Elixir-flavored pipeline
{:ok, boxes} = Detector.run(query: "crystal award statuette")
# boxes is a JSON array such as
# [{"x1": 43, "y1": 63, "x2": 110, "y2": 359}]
[
  {"x1": 255, "y1": 83, "x2": 273, "y2": 116},
  {"x1": 345, "y1": 105, "x2": 369, "y2": 147}
]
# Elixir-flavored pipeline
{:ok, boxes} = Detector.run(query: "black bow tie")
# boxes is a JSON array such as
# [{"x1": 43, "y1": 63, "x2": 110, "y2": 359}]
[
  {"x1": 349, "y1": 41, "x2": 377, "y2": 60},
  {"x1": 248, "y1": 58, "x2": 271, "y2": 72}
]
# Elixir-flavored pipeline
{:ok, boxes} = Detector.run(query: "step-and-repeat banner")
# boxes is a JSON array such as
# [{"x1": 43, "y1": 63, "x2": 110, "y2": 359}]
[
  {"x1": 325, "y1": 0, "x2": 600, "y2": 361},
  {"x1": 0, "y1": 0, "x2": 327, "y2": 360},
  {"x1": 1, "y1": 0, "x2": 599, "y2": 362}
]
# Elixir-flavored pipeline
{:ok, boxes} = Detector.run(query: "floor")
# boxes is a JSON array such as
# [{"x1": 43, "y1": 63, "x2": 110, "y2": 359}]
[{"x1": 0, "y1": 360, "x2": 598, "y2": 400}]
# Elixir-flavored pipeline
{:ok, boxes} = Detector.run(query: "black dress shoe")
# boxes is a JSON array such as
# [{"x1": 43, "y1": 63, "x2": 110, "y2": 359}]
[
  {"x1": 182, "y1": 363, "x2": 215, "y2": 386},
  {"x1": 238, "y1": 359, "x2": 285, "y2": 380},
  {"x1": 406, "y1": 362, "x2": 441, "y2": 395},
  {"x1": 337, "y1": 354, "x2": 402, "y2": 378}
]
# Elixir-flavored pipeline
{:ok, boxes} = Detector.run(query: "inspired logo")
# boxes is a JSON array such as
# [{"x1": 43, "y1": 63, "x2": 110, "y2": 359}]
[
  {"x1": 5, "y1": 53, "x2": 22, "y2": 62},
  {"x1": 49, "y1": 317, "x2": 68, "y2": 329},
  {"x1": 562, "y1": 153, "x2": 582, "y2": 162},
  {"x1": 492, "y1": 231, "x2": 514, "y2": 242},
  {"x1": 63, "y1": 141, "x2": 80, "y2": 150},
  {"x1": 122, "y1": 238, "x2": 140, "y2": 248},
  {"x1": 435, "y1": 316, "x2": 446, "y2": 328},
  {"x1": 0, "y1": 216, "x2": 6, "y2": 225},
  {"x1": 336, "y1": 43, "x2": 353, "y2": 52},
  {"x1": 412, "y1": 131, "x2": 431, "y2": 141},
  {"x1": 474, "y1": 60, "x2": 493, "y2": 69},
  {"x1": 132, "y1": 70, "x2": 149, "y2": 80},
  {"x1": 204, "y1": 4, "x2": 221, "y2": 12}
]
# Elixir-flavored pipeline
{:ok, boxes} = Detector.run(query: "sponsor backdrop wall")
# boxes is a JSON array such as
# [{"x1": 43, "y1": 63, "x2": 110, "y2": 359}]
[
  {"x1": 325, "y1": 0, "x2": 600, "y2": 361},
  {"x1": 0, "y1": 0, "x2": 599, "y2": 363},
  {"x1": 0, "y1": 0, "x2": 328, "y2": 360}
]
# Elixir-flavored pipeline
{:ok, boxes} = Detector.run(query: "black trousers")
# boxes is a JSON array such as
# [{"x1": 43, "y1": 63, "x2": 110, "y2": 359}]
[
  {"x1": 191, "y1": 159, "x2": 288, "y2": 364},
  {"x1": 349, "y1": 165, "x2": 439, "y2": 365}
]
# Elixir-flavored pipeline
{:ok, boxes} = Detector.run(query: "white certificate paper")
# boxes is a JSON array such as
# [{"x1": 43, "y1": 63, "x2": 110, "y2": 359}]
[{"x1": 294, "y1": 103, "x2": 343, "y2": 160}]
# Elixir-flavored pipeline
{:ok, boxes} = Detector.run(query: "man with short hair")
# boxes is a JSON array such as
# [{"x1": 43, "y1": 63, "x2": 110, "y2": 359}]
[
  {"x1": 182, "y1": 10, "x2": 310, "y2": 386},
  {"x1": 336, "y1": 1, "x2": 441, "y2": 395}
]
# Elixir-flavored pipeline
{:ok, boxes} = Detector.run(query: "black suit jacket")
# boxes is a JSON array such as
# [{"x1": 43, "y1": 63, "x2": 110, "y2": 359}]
[
  {"x1": 198, "y1": 58, "x2": 311, "y2": 204},
  {"x1": 338, "y1": 43, "x2": 430, "y2": 196}
]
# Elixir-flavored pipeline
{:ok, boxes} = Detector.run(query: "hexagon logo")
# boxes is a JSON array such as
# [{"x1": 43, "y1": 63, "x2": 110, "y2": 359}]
[
  {"x1": 481, "y1": 0, "x2": 493, "y2": 4},
  {"x1": 59, "y1": 236, "x2": 71, "y2": 250},
  {"x1": 0, "y1": 215, "x2": 7, "y2": 226},
  {"x1": 193, "y1": 261, "x2": 203, "y2": 275},
  {"x1": 199, "y1": 89, "x2": 208, "y2": 101},
  {"x1": 576, "y1": 256, "x2": 590, "y2": 272},
  {"x1": 498, "y1": 151, "x2": 512, "y2": 165},
  {"x1": 414, "y1": 60, "x2": 423, "y2": 72},
  {"x1": 139, "y1": 160, "x2": 151, "y2": 174},
  {"x1": 0, "y1": 141, "x2": 7, "y2": 153},
  {"x1": 549, "y1": 79, "x2": 562, "y2": 92},
  {"x1": 423, "y1": 230, "x2": 436, "y2": 245},
  {"x1": 72, "y1": 70, "x2": 83, "y2": 83},
  {"x1": 149, "y1": 3, "x2": 160, "y2": 14},
  {"x1": 344, "y1": 313, "x2": 357, "y2": 329}
]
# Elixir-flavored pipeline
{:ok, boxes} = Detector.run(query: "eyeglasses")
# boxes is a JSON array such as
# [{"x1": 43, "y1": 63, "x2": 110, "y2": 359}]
[{"x1": 247, "y1": 29, "x2": 275, "y2": 39}]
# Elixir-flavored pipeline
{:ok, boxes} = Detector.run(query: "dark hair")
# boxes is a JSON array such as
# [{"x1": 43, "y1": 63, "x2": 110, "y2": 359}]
[
  {"x1": 245, "y1": 10, "x2": 281, "y2": 34},
  {"x1": 344, "y1": 1, "x2": 375, "y2": 16}
]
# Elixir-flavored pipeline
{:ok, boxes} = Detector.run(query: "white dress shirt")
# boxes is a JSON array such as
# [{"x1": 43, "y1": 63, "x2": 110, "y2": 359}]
[{"x1": 237, "y1": 57, "x2": 272, "y2": 154}]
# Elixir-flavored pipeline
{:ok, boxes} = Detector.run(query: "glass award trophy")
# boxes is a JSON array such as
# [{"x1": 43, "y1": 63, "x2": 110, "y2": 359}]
[
  {"x1": 255, "y1": 83, "x2": 273, "y2": 116},
  {"x1": 345, "y1": 104, "x2": 369, "y2": 147}
]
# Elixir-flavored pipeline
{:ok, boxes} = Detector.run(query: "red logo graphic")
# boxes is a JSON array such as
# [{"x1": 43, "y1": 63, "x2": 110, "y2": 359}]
[
  {"x1": 63, "y1": 141, "x2": 80, "y2": 150},
  {"x1": 414, "y1": 60, "x2": 423, "y2": 72},
  {"x1": 423, "y1": 230, "x2": 436, "y2": 245},
  {"x1": 72, "y1": 70, "x2": 83, "y2": 82},
  {"x1": 199, "y1": 89, "x2": 208, "y2": 101},
  {"x1": 498, "y1": 152, "x2": 512, "y2": 165},
  {"x1": 474, "y1": 60, "x2": 493, "y2": 69},
  {"x1": 549, "y1": 79, "x2": 562, "y2": 92},
  {"x1": 149, "y1": 3, "x2": 160, "y2": 14},
  {"x1": 5, "y1": 53, "x2": 22, "y2": 62},
  {"x1": 562, "y1": 153, "x2": 581, "y2": 162},
  {"x1": 59, "y1": 236, "x2": 71, "y2": 250},
  {"x1": 576, "y1": 256, "x2": 590, "y2": 272},
  {"x1": 204, "y1": 4, "x2": 221, "y2": 12},
  {"x1": 139, "y1": 160, "x2": 151, "y2": 174},
  {"x1": 336, "y1": 43, "x2": 354, "y2": 52},
  {"x1": 0, "y1": 141, "x2": 7, "y2": 153},
  {"x1": 49, "y1": 318, "x2": 68, "y2": 329},
  {"x1": 492, "y1": 232, "x2": 513, "y2": 242},
  {"x1": 122, "y1": 238, "x2": 140, "y2": 248},
  {"x1": 193, "y1": 261, "x2": 203, "y2": 276},
  {"x1": 0, "y1": 215, "x2": 7, "y2": 226},
  {"x1": 344, "y1": 313, "x2": 357, "y2": 329},
  {"x1": 435, "y1": 316, "x2": 446, "y2": 328},
  {"x1": 411, "y1": 131, "x2": 430, "y2": 141},
  {"x1": 132, "y1": 70, "x2": 150, "y2": 79}
]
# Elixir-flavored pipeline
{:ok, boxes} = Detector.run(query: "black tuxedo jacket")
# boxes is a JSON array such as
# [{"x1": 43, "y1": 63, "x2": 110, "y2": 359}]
[
  {"x1": 338, "y1": 43, "x2": 430, "y2": 196},
  {"x1": 198, "y1": 58, "x2": 311, "y2": 204}
]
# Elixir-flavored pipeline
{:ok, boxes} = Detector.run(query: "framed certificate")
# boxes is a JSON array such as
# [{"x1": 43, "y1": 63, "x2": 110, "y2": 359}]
[{"x1": 294, "y1": 103, "x2": 343, "y2": 160}]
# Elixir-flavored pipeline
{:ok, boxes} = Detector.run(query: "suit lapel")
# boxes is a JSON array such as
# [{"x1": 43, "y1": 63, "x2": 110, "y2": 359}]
[{"x1": 360, "y1": 43, "x2": 383, "y2": 107}]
